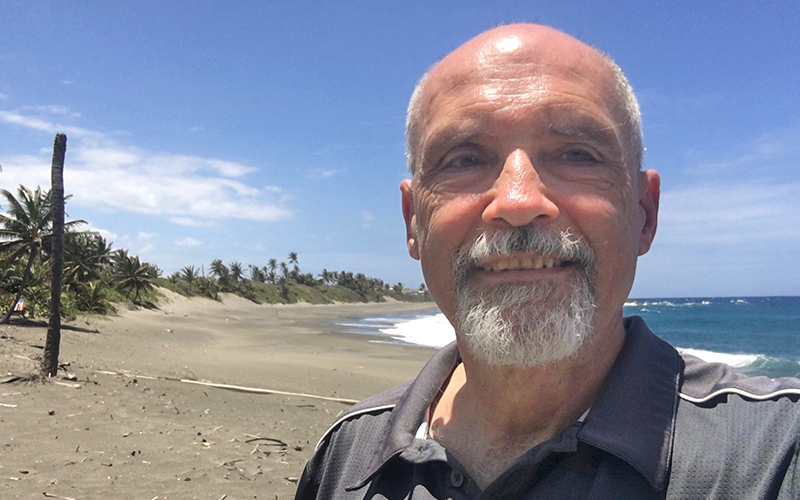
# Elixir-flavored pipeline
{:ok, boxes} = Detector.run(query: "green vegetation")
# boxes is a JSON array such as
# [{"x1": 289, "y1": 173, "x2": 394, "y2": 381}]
[
  {"x1": 163, "y1": 252, "x2": 432, "y2": 305},
  {"x1": 1, "y1": 183, "x2": 431, "y2": 319}
]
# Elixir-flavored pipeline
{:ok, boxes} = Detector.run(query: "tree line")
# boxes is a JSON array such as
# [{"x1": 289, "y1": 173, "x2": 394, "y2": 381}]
[{"x1": 0, "y1": 184, "x2": 430, "y2": 322}]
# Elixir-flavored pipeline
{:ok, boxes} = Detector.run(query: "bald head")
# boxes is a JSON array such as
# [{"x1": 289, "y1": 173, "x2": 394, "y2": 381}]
[{"x1": 406, "y1": 24, "x2": 642, "y2": 175}]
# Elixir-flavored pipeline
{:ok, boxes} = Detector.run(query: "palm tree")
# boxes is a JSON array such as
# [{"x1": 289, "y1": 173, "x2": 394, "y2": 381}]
[
  {"x1": 180, "y1": 265, "x2": 199, "y2": 293},
  {"x1": 63, "y1": 232, "x2": 113, "y2": 287},
  {"x1": 44, "y1": 133, "x2": 67, "y2": 377},
  {"x1": 209, "y1": 259, "x2": 230, "y2": 287},
  {"x1": 280, "y1": 261, "x2": 289, "y2": 279},
  {"x1": 75, "y1": 280, "x2": 110, "y2": 314},
  {"x1": 267, "y1": 258, "x2": 278, "y2": 284},
  {"x1": 0, "y1": 185, "x2": 84, "y2": 324},
  {"x1": 288, "y1": 252, "x2": 299, "y2": 273},
  {"x1": 112, "y1": 253, "x2": 157, "y2": 302},
  {"x1": 229, "y1": 261, "x2": 244, "y2": 282},
  {"x1": 250, "y1": 265, "x2": 265, "y2": 283},
  {"x1": 209, "y1": 258, "x2": 227, "y2": 277},
  {"x1": 319, "y1": 269, "x2": 332, "y2": 285}
]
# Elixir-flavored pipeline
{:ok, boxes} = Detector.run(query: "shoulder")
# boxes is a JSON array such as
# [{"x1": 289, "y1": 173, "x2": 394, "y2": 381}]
[
  {"x1": 668, "y1": 355, "x2": 800, "y2": 498},
  {"x1": 294, "y1": 383, "x2": 411, "y2": 500},
  {"x1": 680, "y1": 353, "x2": 800, "y2": 404},
  {"x1": 314, "y1": 381, "x2": 410, "y2": 451},
  {"x1": 676, "y1": 353, "x2": 800, "y2": 436}
]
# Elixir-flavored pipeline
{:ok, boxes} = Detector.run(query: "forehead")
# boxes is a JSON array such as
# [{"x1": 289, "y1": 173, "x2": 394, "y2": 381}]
[{"x1": 418, "y1": 30, "x2": 621, "y2": 148}]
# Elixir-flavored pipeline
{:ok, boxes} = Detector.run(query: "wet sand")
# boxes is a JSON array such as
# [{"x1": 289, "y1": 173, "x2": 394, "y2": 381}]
[{"x1": 0, "y1": 290, "x2": 439, "y2": 499}]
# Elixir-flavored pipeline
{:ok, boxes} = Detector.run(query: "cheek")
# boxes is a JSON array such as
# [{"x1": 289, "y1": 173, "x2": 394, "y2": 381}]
[{"x1": 415, "y1": 190, "x2": 484, "y2": 252}]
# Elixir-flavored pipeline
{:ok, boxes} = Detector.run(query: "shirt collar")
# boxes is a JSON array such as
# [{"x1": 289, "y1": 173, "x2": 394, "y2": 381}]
[
  {"x1": 349, "y1": 316, "x2": 682, "y2": 492},
  {"x1": 347, "y1": 342, "x2": 460, "y2": 490},
  {"x1": 577, "y1": 316, "x2": 682, "y2": 491}
]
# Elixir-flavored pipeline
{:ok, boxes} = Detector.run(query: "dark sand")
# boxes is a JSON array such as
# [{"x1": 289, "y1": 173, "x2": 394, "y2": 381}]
[{"x1": 0, "y1": 290, "x2": 439, "y2": 499}]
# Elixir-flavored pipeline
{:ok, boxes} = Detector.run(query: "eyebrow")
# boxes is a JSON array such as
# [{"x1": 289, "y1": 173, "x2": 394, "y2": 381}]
[
  {"x1": 546, "y1": 117, "x2": 621, "y2": 147},
  {"x1": 420, "y1": 125, "x2": 494, "y2": 162},
  {"x1": 419, "y1": 111, "x2": 623, "y2": 167}
]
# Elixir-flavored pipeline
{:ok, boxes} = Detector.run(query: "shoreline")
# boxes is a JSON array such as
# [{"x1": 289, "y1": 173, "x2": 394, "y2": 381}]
[{"x1": 0, "y1": 294, "x2": 440, "y2": 499}]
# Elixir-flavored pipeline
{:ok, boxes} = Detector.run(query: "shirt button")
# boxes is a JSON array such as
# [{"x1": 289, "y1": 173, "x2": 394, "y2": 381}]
[{"x1": 450, "y1": 469, "x2": 464, "y2": 488}]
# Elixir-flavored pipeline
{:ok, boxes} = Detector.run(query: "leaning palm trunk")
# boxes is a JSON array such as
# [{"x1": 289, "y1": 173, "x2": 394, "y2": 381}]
[{"x1": 42, "y1": 134, "x2": 67, "y2": 377}]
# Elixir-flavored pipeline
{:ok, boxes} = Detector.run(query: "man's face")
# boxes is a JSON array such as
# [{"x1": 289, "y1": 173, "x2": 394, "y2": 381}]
[{"x1": 401, "y1": 27, "x2": 659, "y2": 360}]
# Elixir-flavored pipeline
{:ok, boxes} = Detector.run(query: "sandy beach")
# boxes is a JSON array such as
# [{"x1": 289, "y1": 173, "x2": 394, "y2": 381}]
[{"x1": 0, "y1": 290, "x2": 439, "y2": 499}]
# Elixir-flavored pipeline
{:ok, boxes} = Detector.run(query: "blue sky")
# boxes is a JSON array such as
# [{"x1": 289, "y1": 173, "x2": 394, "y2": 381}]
[{"x1": 1, "y1": 1, "x2": 798, "y2": 298}]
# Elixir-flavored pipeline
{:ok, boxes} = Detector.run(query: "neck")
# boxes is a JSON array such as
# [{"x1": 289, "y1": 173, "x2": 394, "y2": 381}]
[{"x1": 430, "y1": 315, "x2": 627, "y2": 489}]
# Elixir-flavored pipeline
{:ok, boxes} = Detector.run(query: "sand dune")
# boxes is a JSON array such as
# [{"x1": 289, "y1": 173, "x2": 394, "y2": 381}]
[{"x1": 0, "y1": 292, "x2": 438, "y2": 499}]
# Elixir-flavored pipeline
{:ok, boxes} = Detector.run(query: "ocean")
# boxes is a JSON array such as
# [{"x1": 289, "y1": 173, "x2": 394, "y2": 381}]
[{"x1": 336, "y1": 296, "x2": 800, "y2": 378}]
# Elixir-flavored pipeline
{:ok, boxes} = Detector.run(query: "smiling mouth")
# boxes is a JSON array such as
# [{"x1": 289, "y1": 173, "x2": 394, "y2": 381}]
[{"x1": 476, "y1": 255, "x2": 576, "y2": 272}]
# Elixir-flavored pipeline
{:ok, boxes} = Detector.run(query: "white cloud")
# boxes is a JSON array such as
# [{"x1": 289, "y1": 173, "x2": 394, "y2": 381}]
[
  {"x1": 61, "y1": 80, "x2": 74, "y2": 86},
  {"x1": 682, "y1": 127, "x2": 800, "y2": 178},
  {"x1": 85, "y1": 225, "x2": 118, "y2": 242},
  {"x1": 0, "y1": 93, "x2": 9, "y2": 101},
  {"x1": 305, "y1": 168, "x2": 343, "y2": 180},
  {"x1": 20, "y1": 105, "x2": 81, "y2": 118},
  {"x1": 139, "y1": 244, "x2": 155, "y2": 254},
  {"x1": 0, "y1": 109, "x2": 104, "y2": 143},
  {"x1": 138, "y1": 232, "x2": 156, "y2": 240},
  {"x1": 175, "y1": 237, "x2": 201, "y2": 247},
  {"x1": 362, "y1": 210, "x2": 374, "y2": 228},
  {"x1": 169, "y1": 217, "x2": 212, "y2": 227},
  {"x1": 633, "y1": 178, "x2": 800, "y2": 296},
  {"x1": 0, "y1": 106, "x2": 293, "y2": 225},
  {"x1": 658, "y1": 180, "x2": 800, "y2": 246}
]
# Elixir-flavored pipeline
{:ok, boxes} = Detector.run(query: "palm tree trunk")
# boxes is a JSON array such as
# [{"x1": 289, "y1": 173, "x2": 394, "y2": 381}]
[
  {"x1": 0, "y1": 248, "x2": 37, "y2": 324},
  {"x1": 42, "y1": 134, "x2": 67, "y2": 377}
]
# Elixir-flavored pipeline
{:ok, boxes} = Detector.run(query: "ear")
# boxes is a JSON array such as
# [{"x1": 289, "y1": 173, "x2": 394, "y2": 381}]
[
  {"x1": 400, "y1": 179, "x2": 420, "y2": 260},
  {"x1": 637, "y1": 169, "x2": 660, "y2": 256}
]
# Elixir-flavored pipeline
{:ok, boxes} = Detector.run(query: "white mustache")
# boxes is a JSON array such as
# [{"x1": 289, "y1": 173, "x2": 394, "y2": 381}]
[{"x1": 453, "y1": 227, "x2": 597, "y2": 285}]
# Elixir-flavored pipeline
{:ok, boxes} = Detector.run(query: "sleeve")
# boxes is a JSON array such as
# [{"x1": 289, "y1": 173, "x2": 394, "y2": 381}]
[
  {"x1": 294, "y1": 441, "x2": 328, "y2": 500},
  {"x1": 778, "y1": 437, "x2": 800, "y2": 500}
]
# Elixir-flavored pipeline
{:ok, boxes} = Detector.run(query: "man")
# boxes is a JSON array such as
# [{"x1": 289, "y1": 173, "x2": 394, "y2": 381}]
[{"x1": 295, "y1": 24, "x2": 800, "y2": 499}]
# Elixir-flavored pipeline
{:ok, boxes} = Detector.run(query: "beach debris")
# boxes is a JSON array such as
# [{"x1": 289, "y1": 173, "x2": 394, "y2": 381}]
[
  {"x1": 245, "y1": 437, "x2": 287, "y2": 446},
  {"x1": 52, "y1": 381, "x2": 80, "y2": 388},
  {"x1": 62, "y1": 373, "x2": 77, "y2": 381},
  {"x1": 284, "y1": 476, "x2": 299, "y2": 484},
  {"x1": 0, "y1": 403, "x2": 17, "y2": 408},
  {"x1": 1, "y1": 375, "x2": 23, "y2": 384},
  {"x1": 91, "y1": 368, "x2": 360, "y2": 404},
  {"x1": 43, "y1": 493, "x2": 76, "y2": 500},
  {"x1": 181, "y1": 378, "x2": 359, "y2": 404}
]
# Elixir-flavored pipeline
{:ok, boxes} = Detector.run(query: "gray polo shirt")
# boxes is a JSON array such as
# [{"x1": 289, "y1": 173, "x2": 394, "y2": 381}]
[{"x1": 295, "y1": 317, "x2": 800, "y2": 499}]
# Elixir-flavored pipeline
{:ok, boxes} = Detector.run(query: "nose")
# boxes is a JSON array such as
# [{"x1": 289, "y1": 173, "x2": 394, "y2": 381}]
[{"x1": 481, "y1": 149, "x2": 559, "y2": 226}]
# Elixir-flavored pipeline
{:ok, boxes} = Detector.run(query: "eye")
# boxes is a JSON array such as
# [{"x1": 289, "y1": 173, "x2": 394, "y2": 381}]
[
  {"x1": 442, "y1": 153, "x2": 486, "y2": 171},
  {"x1": 559, "y1": 148, "x2": 599, "y2": 163}
]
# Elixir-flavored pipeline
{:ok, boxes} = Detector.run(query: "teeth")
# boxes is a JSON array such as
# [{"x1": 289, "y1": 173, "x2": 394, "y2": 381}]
[{"x1": 480, "y1": 256, "x2": 563, "y2": 272}]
